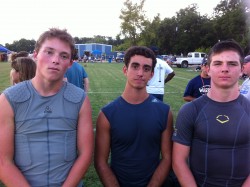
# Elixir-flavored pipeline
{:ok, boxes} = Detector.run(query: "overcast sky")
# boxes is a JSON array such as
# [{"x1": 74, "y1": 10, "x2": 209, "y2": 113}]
[{"x1": 1, "y1": 0, "x2": 223, "y2": 45}]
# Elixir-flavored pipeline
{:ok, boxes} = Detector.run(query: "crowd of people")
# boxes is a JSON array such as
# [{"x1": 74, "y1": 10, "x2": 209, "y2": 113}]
[{"x1": 0, "y1": 28, "x2": 249, "y2": 187}]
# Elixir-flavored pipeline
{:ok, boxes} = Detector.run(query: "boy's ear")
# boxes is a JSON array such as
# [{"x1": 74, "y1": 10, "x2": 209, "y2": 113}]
[
  {"x1": 33, "y1": 51, "x2": 38, "y2": 60},
  {"x1": 150, "y1": 71, "x2": 154, "y2": 79},
  {"x1": 207, "y1": 66, "x2": 210, "y2": 76},
  {"x1": 68, "y1": 60, "x2": 73, "y2": 68},
  {"x1": 123, "y1": 65, "x2": 128, "y2": 75}
]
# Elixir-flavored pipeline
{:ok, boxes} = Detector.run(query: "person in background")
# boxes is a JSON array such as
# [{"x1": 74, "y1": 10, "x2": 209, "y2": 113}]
[
  {"x1": 2, "y1": 51, "x2": 35, "y2": 95},
  {"x1": 166, "y1": 55, "x2": 176, "y2": 66},
  {"x1": 240, "y1": 55, "x2": 250, "y2": 100},
  {"x1": 95, "y1": 46, "x2": 173, "y2": 186},
  {"x1": 9, "y1": 51, "x2": 29, "y2": 62},
  {"x1": 0, "y1": 28, "x2": 94, "y2": 187},
  {"x1": 183, "y1": 57, "x2": 211, "y2": 102},
  {"x1": 0, "y1": 53, "x2": 8, "y2": 61},
  {"x1": 146, "y1": 47, "x2": 175, "y2": 101},
  {"x1": 64, "y1": 57, "x2": 89, "y2": 92},
  {"x1": 10, "y1": 57, "x2": 36, "y2": 85},
  {"x1": 172, "y1": 40, "x2": 250, "y2": 187}
]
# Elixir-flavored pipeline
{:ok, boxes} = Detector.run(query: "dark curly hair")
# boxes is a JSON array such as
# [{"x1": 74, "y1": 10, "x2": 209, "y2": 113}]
[{"x1": 124, "y1": 46, "x2": 157, "y2": 72}]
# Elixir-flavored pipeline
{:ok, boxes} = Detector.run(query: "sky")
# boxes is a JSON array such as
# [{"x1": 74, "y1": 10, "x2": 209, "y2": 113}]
[{"x1": 0, "y1": 0, "x2": 223, "y2": 45}]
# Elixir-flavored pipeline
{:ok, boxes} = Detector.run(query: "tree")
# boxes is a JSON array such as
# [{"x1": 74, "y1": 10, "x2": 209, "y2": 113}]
[
  {"x1": 139, "y1": 14, "x2": 161, "y2": 48},
  {"x1": 213, "y1": 0, "x2": 249, "y2": 16},
  {"x1": 197, "y1": 16, "x2": 217, "y2": 50},
  {"x1": 134, "y1": 3, "x2": 212, "y2": 55},
  {"x1": 119, "y1": 0, "x2": 148, "y2": 45},
  {"x1": 173, "y1": 4, "x2": 206, "y2": 54},
  {"x1": 5, "y1": 39, "x2": 36, "y2": 53},
  {"x1": 213, "y1": 0, "x2": 249, "y2": 47}
]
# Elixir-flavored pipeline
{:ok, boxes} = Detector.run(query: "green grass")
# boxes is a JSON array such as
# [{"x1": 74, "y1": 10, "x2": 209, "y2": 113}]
[{"x1": 0, "y1": 61, "x2": 199, "y2": 186}]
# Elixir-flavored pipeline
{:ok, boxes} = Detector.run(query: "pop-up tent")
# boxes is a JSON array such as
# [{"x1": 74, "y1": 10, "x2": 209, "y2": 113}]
[
  {"x1": 92, "y1": 49, "x2": 102, "y2": 55},
  {"x1": 0, "y1": 45, "x2": 10, "y2": 53}
]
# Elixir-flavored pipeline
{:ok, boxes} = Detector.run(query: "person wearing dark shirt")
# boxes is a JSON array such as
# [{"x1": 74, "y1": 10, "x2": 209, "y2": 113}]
[
  {"x1": 95, "y1": 46, "x2": 173, "y2": 186},
  {"x1": 173, "y1": 40, "x2": 250, "y2": 187},
  {"x1": 183, "y1": 57, "x2": 210, "y2": 102}
]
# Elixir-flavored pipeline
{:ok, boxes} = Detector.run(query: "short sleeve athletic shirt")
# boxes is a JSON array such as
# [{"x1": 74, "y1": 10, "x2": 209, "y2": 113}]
[{"x1": 172, "y1": 95, "x2": 250, "y2": 187}]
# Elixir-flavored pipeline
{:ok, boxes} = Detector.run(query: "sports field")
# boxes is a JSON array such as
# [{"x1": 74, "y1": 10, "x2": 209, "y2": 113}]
[
  {"x1": 0, "y1": 61, "x2": 199, "y2": 186},
  {"x1": 0, "y1": 61, "x2": 197, "y2": 121}
]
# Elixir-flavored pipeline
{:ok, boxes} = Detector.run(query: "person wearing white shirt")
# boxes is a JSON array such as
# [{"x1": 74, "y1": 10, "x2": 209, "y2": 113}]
[
  {"x1": 147, "y1": 47, "x2": 175, "y2": 101},
  {"x1": 240, "y1": 55, "x2": 250, "y2": 100}
]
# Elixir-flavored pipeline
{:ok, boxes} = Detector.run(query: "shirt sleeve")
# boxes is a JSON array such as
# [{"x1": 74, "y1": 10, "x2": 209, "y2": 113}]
[
  {"x1": 172, "y1": 102, "x2": 196, "y2": 146},
  {"x1": 81, "y1": 67, "x2": 88, "y2": 78},
  {"x1": 183, "y1": 79, "x2": 194, "y2": 97},
  {"x1": 164, "y1": 61, "x2": 174, "y2": 74}
]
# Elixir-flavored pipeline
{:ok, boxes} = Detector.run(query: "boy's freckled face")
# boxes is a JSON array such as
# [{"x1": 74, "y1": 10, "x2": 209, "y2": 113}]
[{"x1": 34, "y1": 38, "x2": 72, "y2": 81}]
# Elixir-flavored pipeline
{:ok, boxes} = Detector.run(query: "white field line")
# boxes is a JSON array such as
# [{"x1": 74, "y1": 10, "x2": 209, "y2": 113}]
[
  {"x1": 174, "y1": 76, "x2": 190, "y2": 80},
  {"x1": 88, "y1": 76, "x2": 189, "y2": 95},
  {"x1": 88, "y1": 75, "x2": 189, "y2": 95},
  {"x1": 88, "y1": 92, "x2": 122, "y2": 94},
  {"x1": 88, "y1": 91, "x2": 181, "y2": 94},
  {"x1": 91, "y1": 75, "x2": 189, "y2": 130}
]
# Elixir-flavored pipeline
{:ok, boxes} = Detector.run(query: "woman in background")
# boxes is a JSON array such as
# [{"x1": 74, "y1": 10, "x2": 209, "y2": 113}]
[{"x1": 10, "y1": 57, "x2": 36, "y2": 85}]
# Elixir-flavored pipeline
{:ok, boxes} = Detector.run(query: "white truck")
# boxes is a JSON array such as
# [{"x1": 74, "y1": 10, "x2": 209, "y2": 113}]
[{"x1": 172, "y1": 52, "x2": 206, "y2": 68}]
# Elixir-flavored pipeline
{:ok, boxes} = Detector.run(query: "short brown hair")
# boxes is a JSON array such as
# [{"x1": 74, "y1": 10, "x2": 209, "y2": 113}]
[
  {"x1": 34, "y1": 28, "x2": 75, "y2": 60},
  {"x1": 207, "y1": 40, "x2": 244, "y2": 66}
]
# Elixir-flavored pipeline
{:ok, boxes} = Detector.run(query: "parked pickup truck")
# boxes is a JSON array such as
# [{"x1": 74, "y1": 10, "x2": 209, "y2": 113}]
[{"x1": 172, "y1": 52, "x2": 206, "y2": 68}]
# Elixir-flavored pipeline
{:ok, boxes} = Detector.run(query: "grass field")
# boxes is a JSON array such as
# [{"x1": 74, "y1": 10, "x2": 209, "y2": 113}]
[{"x1": 0, "y1": 61, "x2": 199, "y2": 186}]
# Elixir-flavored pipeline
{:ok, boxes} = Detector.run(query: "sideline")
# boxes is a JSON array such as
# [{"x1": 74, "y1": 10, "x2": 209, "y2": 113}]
[
  {"x1": 88, "y1": 91, "x2": 182, "y2": 94},
  {"x1": 174, "y1": 76, "x2": 190, "y2": 80}
]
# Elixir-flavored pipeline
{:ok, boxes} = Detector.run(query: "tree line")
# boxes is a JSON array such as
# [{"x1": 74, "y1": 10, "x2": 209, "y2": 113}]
[{"x1": 4, "y1": 0, "x2": 250, "y2": 56}]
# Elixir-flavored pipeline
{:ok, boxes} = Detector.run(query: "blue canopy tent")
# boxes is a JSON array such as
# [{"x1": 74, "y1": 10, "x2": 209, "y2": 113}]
[
  {"x1": 0, "y1": 46, "x2": 10, "y2": 53},
  {"x1": 92, "y1": 50, "x2": 102, "y2": 61},
  {"x1": 0, "y1": 46, "x2": 10, "y2": 61},
  {"x1": 92, "y1": 49, "x2": 102, "y2": 55}
]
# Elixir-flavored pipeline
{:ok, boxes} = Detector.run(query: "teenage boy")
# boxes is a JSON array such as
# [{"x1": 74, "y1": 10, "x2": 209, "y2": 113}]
[
  {"x1": 95, "y1": 46, "x2": 173, "y2": 186},
  {"x1": 0, "y1": 28, "x2": 94, "y2": 187},
  {"x1": 173, "y1": 40, "x2": 250, "y2": 187}
]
